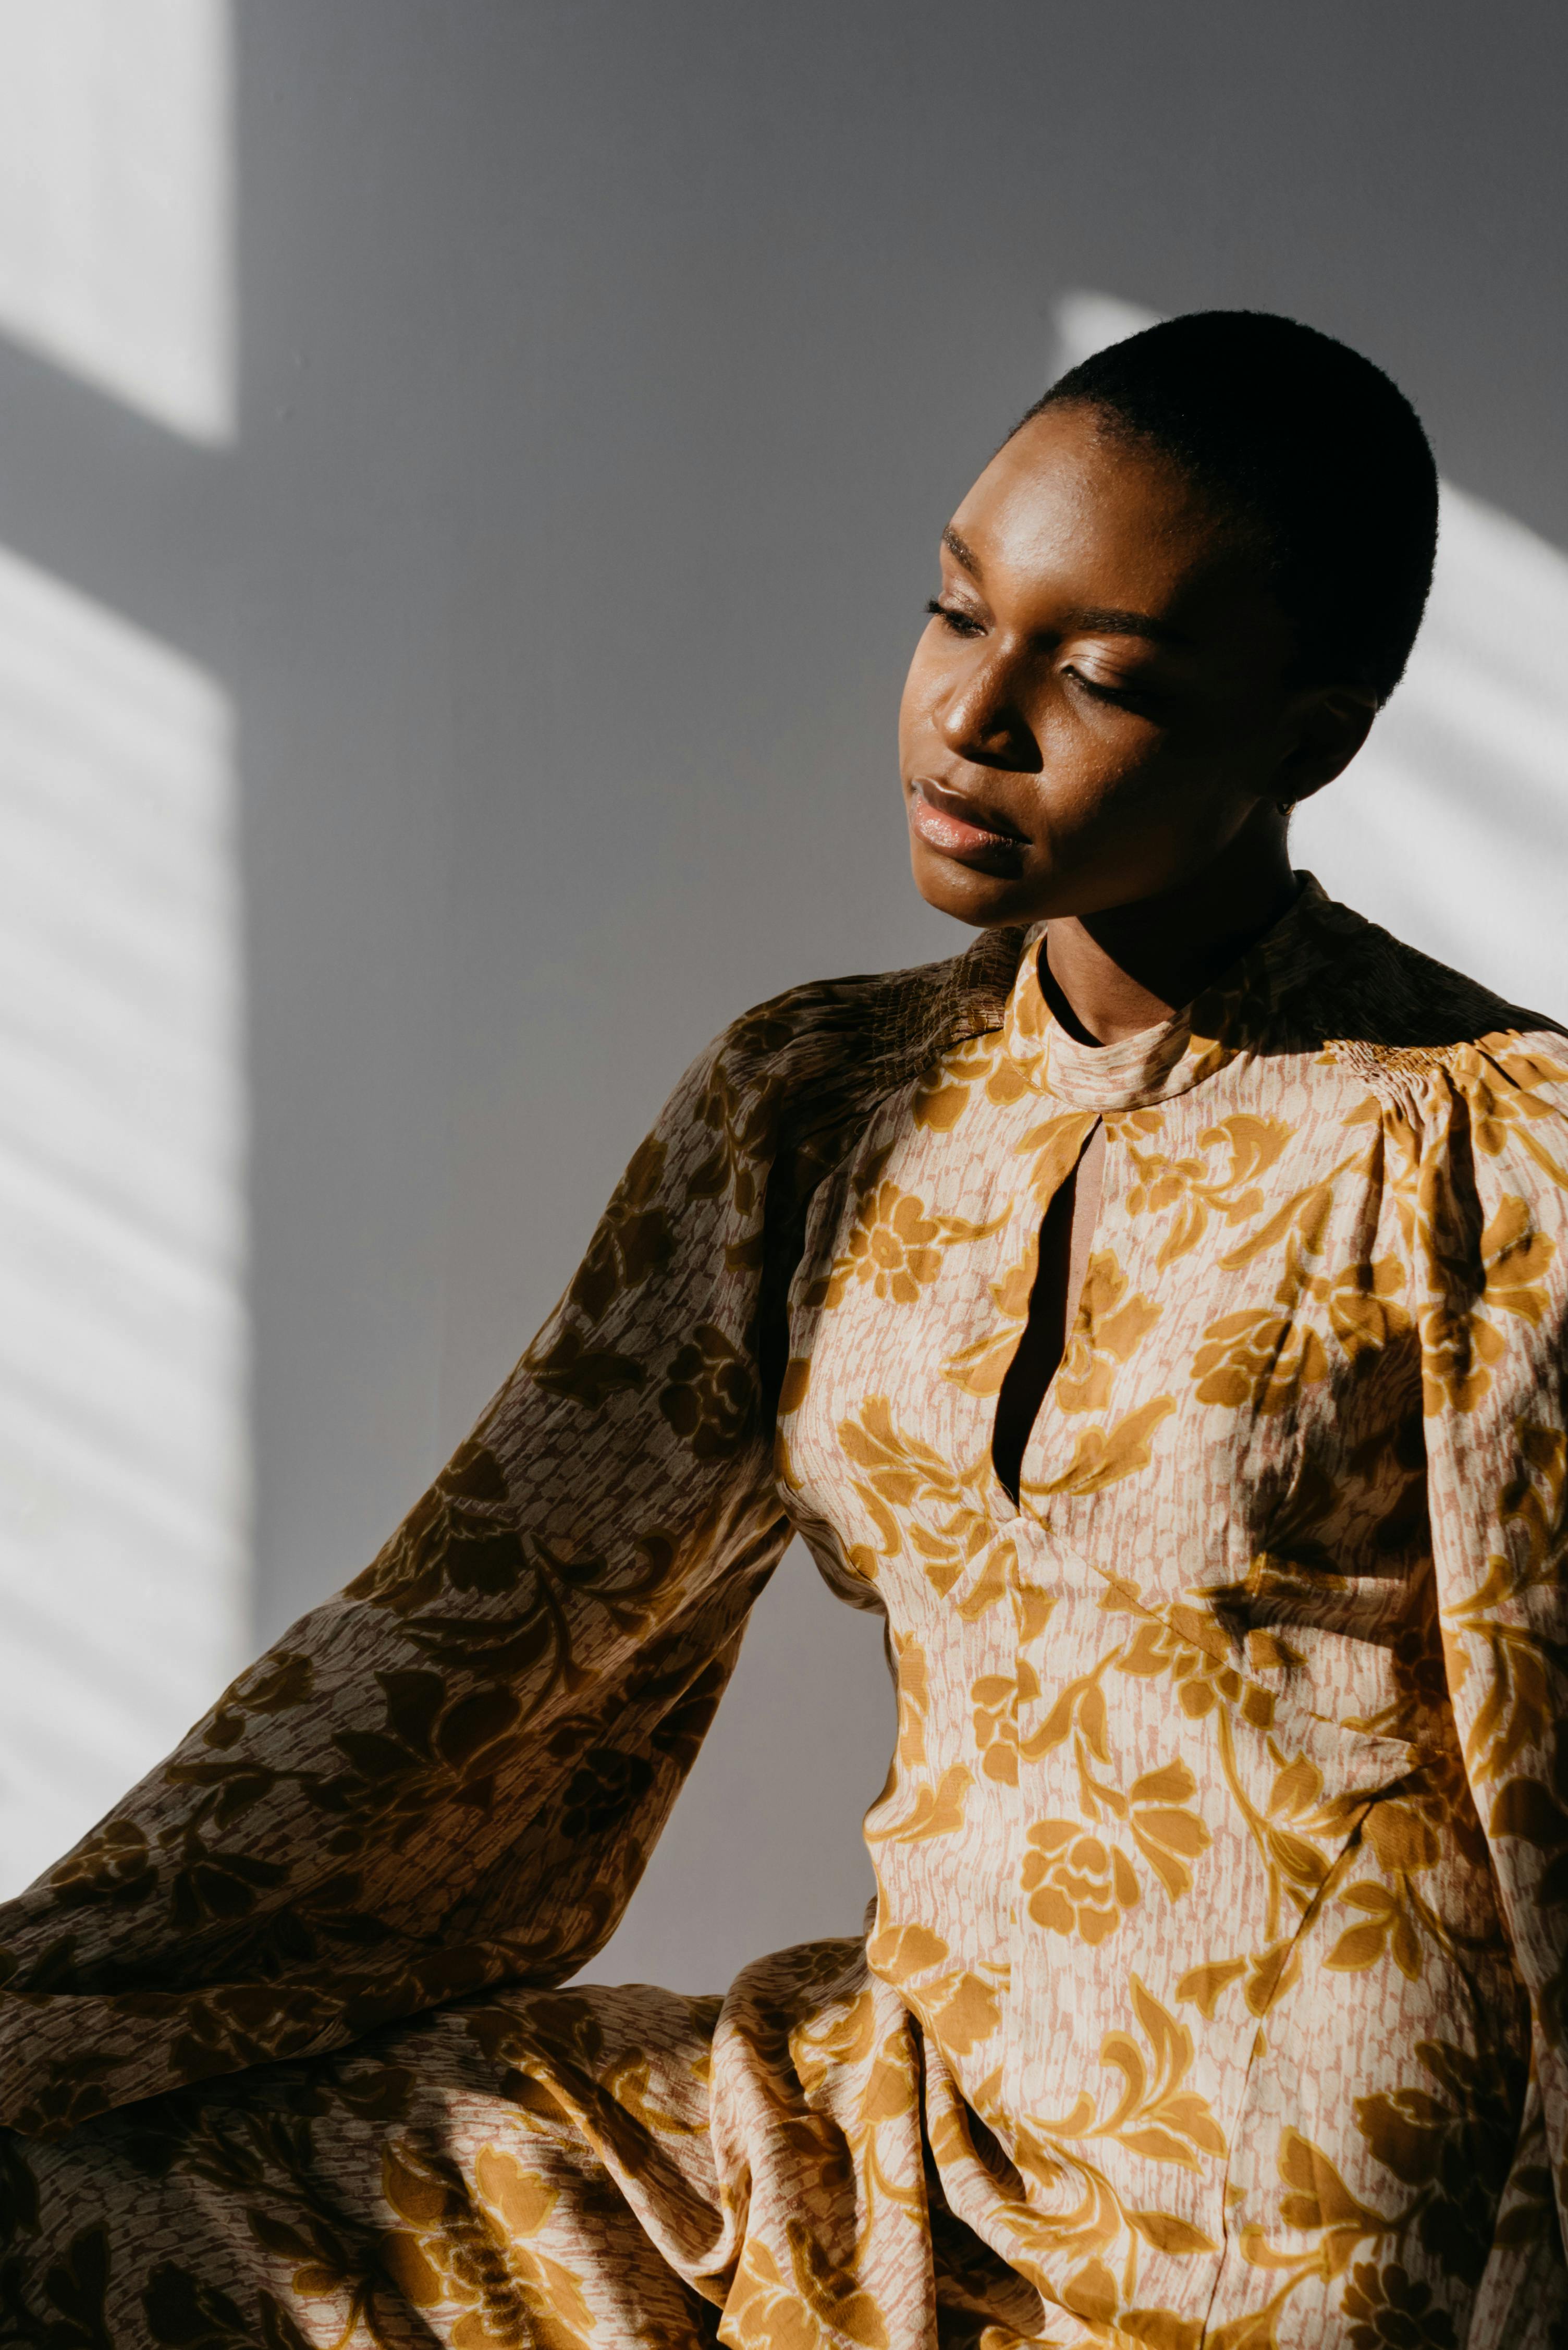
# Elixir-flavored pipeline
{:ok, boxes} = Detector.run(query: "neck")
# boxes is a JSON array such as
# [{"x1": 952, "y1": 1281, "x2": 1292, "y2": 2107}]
[{"x1": 1042, "y1": 814, "x2": 1299, "y2": 1047}]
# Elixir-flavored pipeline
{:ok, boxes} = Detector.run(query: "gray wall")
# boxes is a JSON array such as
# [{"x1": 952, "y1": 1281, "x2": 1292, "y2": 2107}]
[{"x1": 3, "y1": 0, "x2": 1565, "y2": 1976}]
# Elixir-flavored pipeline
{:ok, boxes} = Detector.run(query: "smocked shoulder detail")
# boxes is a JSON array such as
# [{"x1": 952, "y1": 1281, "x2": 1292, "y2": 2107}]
[
  {"x1": 711, "y1": 923, "x2": 1028, "y2": 1103},
  {"x1": 1278, "y1": 910, "x2": 1563, "y2": 1060}
]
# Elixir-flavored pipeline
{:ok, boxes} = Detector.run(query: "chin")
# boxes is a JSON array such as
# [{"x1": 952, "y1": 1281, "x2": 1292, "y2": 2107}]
[{"x1": 909, "y1": 842, "x2": 1048, "y2": 931}]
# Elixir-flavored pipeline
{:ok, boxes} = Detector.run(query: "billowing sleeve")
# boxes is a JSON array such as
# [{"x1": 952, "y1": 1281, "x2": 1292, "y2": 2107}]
[
  {"x1": 0, "y1": 1005, "x2": 815, "y2": 2138},
  {"x1": 1417, "y1": 1036, "x2": 1568, "y2": 2245}
]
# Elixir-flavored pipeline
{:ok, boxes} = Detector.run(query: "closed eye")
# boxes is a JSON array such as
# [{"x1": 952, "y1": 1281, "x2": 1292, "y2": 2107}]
[
  {"x1": 925, "y1": 596, "x2": 984, "y2": 639},
  {"x1": 1063, "y1": 664, "x2": 1157, "y2": 713}
]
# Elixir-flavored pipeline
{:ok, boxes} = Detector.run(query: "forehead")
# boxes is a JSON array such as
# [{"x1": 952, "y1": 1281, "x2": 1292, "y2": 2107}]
[{"x1": 950, "y1": 403, "x2": 1253, "y2": 624}]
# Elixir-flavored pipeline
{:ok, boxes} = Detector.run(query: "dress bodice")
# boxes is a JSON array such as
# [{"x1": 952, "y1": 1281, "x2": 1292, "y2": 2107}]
[
  {"x1": 775, "y1": 884, "x2": 1544, "y2": 2327},
  {"x1": 7, "y1": 879, "x2": 1568, "y2": 2346}
]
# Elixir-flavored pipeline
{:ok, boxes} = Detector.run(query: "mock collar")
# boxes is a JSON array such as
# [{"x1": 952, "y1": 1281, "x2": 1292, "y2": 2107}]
[{"x1": 999, "y1": 873, "x2": 1343, "y2": 1111}]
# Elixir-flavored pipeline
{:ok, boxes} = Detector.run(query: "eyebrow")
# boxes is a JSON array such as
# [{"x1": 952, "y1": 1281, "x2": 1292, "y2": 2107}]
[
  {"x1": 1059, "y1": 605, "x2": 1191, "y2": 649},
  {"x1": 941, "y1": 523, "x2": 983, "y2": 577}
]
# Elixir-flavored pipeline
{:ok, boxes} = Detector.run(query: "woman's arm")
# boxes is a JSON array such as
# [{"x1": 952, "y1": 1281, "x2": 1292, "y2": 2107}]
[
  {"x1": 0, "y1": 1015, "x2": 799, "y2": 2138},
  {"x1": 0, "y1": 924, "x2": 1023, "y2": 2140},
  {"x1": 1420, "y1": 1038, "x2": 1568, "y2": 2311}
]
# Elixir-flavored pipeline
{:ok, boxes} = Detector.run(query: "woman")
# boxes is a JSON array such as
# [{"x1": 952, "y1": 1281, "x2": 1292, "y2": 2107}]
[{"x1": 2, "y1": 311, "x2": 1564, "y2": 2349}]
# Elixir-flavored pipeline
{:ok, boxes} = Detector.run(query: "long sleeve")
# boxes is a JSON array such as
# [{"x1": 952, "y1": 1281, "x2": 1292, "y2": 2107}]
[
  {"x1": 0, "y1": 1016, "x2": 804, "y2": 2139},
  {"x1": 1418, "y1": 1038, "x2": 1568, "y2": 2277}
]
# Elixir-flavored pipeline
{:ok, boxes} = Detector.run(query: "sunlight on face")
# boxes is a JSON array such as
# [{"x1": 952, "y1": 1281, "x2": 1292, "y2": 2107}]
[{"x1": 900, "y1": 402, "x2": 1303, "y2": 931}]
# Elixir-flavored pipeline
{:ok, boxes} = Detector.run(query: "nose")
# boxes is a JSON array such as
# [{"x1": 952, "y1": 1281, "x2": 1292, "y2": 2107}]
[{"x1": 936, "y1": 645, "x2": 1039, "y2": 770}]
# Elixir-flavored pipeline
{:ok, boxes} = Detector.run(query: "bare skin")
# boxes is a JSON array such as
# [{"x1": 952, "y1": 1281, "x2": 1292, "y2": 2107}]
[
  {"x1": 899, "y1": 400, "x2": 1377, "y2": 1497},
  {"x1": 991, "y1": 1119, "x2": 1105, "y2": 1499}
]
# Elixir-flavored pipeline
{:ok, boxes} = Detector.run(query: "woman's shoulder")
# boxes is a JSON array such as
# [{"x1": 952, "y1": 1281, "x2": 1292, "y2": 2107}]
[
  {"x1": 702, "y1": 923, "x2": 1031, "y2": 1109},
  {"x1": 1288, "y1": 892, "x2": 1568, "y2": 1105}
]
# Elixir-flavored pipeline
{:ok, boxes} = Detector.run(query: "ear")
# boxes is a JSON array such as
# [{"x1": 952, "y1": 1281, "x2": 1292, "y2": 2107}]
[{"x1": 1273, "y1": 686, "x2": 1378, "y2": 809}]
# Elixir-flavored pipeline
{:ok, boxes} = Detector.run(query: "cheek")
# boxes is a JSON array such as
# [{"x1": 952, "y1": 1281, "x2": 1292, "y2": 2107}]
[
  {"x1": 1031, "y1": 705, "x2": 1165, "y2": 820},
  {"x1": 1080, "y1": 751, "x2": 1270, "y2": 878},
  {"x1": 1157, "y1": 678, "x2": 1289, "y2": 772},
  {"x1": 1089, "y1": 752, "x2": 1241, "y2": 850},
  {"x1": 1025, "y1": 725, "x2": 1256, "y2": 873}
]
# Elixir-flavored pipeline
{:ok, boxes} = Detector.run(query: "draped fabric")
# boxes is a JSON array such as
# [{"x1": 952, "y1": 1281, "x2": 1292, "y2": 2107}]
[{"x1": 4, "y1": 880, "x2": 1568, "y2": 2348}]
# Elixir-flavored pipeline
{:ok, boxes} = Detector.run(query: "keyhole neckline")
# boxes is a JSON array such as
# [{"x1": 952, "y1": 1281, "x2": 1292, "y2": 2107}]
[{"x1": 990, "y1": 1118, "x2": 1105, "y2": 1509}]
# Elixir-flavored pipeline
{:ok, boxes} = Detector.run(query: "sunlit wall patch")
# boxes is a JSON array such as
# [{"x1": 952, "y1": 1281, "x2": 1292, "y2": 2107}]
[
  {"x1": 0, "y1": 542, "x2": 246, "y2": 1893},
  {"x1": 1293, "y1": 484, "x2": 1568, "y2": 1018},
  {"x1": 0, "y1": 0, "x2": 233, "y2": 443}
]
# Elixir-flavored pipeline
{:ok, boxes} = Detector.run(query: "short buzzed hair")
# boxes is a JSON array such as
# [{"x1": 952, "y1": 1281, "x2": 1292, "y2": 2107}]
[{"x1": 1020, "y1": 310, "x2": 1439, "y2": 704}]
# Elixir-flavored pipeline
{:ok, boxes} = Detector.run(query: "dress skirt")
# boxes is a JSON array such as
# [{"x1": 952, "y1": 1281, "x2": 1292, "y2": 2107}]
[{"x1": 3, "y1": 1941, "x2": 1043, "y2": 2350}]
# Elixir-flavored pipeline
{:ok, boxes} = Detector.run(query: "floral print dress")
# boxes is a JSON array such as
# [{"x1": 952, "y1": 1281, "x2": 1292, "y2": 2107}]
[{"x1": 3, "y1": 879, "x2": 1567, "y2": 2350}]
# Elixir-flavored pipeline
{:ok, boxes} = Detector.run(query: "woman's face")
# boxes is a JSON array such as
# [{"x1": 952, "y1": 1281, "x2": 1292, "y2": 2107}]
[{"x1": 900, "y1": 401, "x2": 1348, "y2": 930}]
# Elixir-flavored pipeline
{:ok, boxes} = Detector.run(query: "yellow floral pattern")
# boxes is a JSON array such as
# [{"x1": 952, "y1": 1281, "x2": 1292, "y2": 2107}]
[
  {"x1": 3, "y1": 883, "x2": 1568, "y2": 2346},
  {"x1": 813, "y1": 1176, "x2": 1002, "y2": 1310}
]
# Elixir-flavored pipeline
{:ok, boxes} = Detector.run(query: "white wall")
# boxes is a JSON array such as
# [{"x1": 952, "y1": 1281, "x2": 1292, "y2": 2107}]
[
  {"x1": 1, "y1": 4, "x2": 1566, "y2": 1979},
  {"x1": 0, "y1": 0, "x2": 244, "y2": 1891}
]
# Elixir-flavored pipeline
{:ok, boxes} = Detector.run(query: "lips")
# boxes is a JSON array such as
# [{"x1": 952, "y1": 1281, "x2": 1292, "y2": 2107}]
[{"x1": 907, "y1": 777, "x2": 1028, "y2": 867}]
